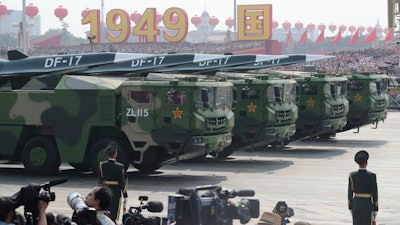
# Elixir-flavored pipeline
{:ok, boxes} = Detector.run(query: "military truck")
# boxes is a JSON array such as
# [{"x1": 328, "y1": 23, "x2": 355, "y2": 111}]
[
  {"x1": 341, "y1": 72, "x2": 389, "y2": 132},
  {"x1": 214, "y1": 72, "x2": 298, "y2": 158},
  {"x1": 0, "y1": 67, "x2": 234, "y2": 175},
  {"x1": 286, "y1": 72, "x2": 349, "y2": 140}
]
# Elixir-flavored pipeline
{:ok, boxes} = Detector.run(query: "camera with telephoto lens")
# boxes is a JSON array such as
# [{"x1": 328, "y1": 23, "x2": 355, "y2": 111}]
[
  {"x1": 67, "y1": 192, "x2": 99, "y2": 225},
  {"x1": 167, "y1": 185, "x2": 259, "y2": 225},
  {"x1": 122, "y1": 195, "x2": 164, "y2": 225}
]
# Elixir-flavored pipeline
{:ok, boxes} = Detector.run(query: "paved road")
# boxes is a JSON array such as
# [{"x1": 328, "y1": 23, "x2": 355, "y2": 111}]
[{"x1": 1, "y1": 112, "x2": 400, "y2": 225}]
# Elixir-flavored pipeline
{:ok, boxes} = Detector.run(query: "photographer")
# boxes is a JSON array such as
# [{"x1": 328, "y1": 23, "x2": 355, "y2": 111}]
[
  {"x1": 84, "y1": 184, "x2": 115, "y2": 225},
  {"x1": 0, "y1": 196, "x2": 48, "y2": 225}
]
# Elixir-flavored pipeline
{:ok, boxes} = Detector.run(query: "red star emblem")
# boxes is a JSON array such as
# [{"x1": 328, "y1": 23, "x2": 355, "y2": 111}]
[
  {"x1": 247, "y1": 102, "x2": 257, "y2": 112},
  {"x1": 354, "y1": 93, "x2": 362, "y2": 101},
  {"x1": 172, "y1": 107, "x2": 183, "y2": 119},
  {"x1": 306, "y1": 97, "x2": 315, "y2": 107}
]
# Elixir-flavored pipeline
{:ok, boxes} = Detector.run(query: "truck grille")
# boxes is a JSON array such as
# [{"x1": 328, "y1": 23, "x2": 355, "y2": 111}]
[
  {"x1": 206, "y1": 117, "x2": 226, "y2": 130},
  {"x1": 276, "y1": 110, "x2": 292, "y2": 121},
  {"x1": 331, "y1": 104, "x2": 344, "y2": 115},
  {"x1": 375, "y1": 99, "x2": 386, "y2": 110}
]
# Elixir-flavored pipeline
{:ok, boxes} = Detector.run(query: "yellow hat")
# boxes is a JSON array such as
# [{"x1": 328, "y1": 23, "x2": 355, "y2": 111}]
[{"x1": 257, "y1": 212, "x2": 281, "y2": 225}]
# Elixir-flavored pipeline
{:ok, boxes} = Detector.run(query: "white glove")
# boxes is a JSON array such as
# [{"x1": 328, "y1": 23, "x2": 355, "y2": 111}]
[
  {"x1": 123, "y1": 197, "x2": 128, "y2": 208},
  {"x1": 349, "y1": 209, "x2": 352, "y2": 215},
  {"x1": 373, "y1": 211, "x2": 378, "y2": 219}
]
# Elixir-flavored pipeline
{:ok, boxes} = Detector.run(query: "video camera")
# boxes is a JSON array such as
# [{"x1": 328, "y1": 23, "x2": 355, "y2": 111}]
[
  {"x1": 3, "y1": 178, "x2": 67, "y2": 225},
  {"x1": 167, "y1": 185, "x2": 259, "y2": 225},
  {"x1": 122, "y1": 195, "x2": 164, "y2": 225},
  {"x1": 66, "y1": 192, "x2": 98, "y2": 225}
]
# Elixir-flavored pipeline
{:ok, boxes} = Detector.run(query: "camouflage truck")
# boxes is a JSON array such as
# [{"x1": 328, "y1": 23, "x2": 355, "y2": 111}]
[
  {"x1": 341, "y1": 72, "x2": 389, "y2": 132},
  {"x1": 0, "y1": 73, "x2": 234, "y2": 175},
  {"x1": 289, "y1": 72, "x2": 349, "y2": 140},
  {"x1": 214, "y1": 72, "x2": 298, "y2": 158}
]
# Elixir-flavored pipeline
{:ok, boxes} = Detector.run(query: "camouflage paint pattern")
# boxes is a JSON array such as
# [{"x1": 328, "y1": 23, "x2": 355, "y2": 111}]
[
  {"x1": 342, "y1": 72, "x2": 389, "y2": 132},
  {"x1": 0, "y1": 74, "x2": 234, "y2": 174},
  {"x1": 293, "y1": 73, "x2": 349, "y2": 140}
]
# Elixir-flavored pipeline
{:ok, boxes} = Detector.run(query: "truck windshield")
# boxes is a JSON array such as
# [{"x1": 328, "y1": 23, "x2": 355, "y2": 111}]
[
  {"x1": 371, "y1": 78, "x2": 388, "y2": 94},
  {"x1": 267, "y1": 83, "x2": 296, "y2": 103},
  {"x1": 195, "y1": 86, "x2": 232, "y2": 109},
  {"x1": 324, "y1": 81, "x2": 347, "y2": 97},
  {"x1": 283, "y1": 83, "x2": 296, "y2": 102}
]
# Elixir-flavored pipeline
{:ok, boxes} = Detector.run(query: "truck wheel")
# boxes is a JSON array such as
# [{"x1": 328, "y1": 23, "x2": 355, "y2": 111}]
[
  {"x1": 132, "y1": 146, "x2": 162, "y2": 173},
  {"x1": 216, "y1": 136, "x2": 242, "y2": 159},
  {"x1": 69, "y1": 163, "x2": 91, "y2": 172},
  {"x1": 133, "y1": 163, "x2": 162, "y2": 173},
  {"x1": 89, "y1": 138, "x2": 131, "y2": 175},
  {"x1": 21, "y1": 136, "x2": 60, "y2": 176},
  {"x1": 216, "y1": 147, "x2": 235, "y2": 160}
]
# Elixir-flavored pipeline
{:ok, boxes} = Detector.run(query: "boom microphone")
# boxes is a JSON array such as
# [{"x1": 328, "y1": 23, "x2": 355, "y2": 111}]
[
  {"x1": 145, "y1": 201, "x2": 164, "y2": 213},
  {"x1": 41, "y1": 178, "x2": 68, "y2": 189},
  {"x1": 235, "y1": 190, "x2": 255, "y2": 197}
]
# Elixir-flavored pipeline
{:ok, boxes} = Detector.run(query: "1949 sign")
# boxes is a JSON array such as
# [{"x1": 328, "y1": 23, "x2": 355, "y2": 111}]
[{"x1": 81, "y1": 5, "x2": 272, "y2": 43}]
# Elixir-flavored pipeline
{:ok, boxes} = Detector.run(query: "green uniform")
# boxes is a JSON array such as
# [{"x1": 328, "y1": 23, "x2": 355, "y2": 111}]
[
  {"x1": 98, "y1": 159, "x2": 128, "y2": 222},
  {"x1": 348, "y1": 169, "x2": 378, "y2": 225}
]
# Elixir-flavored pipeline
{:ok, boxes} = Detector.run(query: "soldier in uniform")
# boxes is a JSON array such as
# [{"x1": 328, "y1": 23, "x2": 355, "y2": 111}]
[
  {"x1": 348, "y1": 150, "x2": 378, "y2": 225},
  {"x1": 98, "y1": 142, "x2": 128, "y2": 222}
]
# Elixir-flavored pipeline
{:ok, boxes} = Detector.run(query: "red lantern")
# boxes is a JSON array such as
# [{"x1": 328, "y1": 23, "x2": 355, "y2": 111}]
[
  {"x1": 358, "y1": 25, "x2": 365, "y2": 34},
  {"x1": 328, "y1": 24, "x2": 337, "y2": 33},
  {"x1": 272, "y1": 20, "x2": 279, "y2": 30},
  {"x1": 317, "y1": 23, "x2": 326, "y2": 31},
  {"x1": 367, "y1": 26, "x2": 374, "y2": 33},
  {"x1": 191, "y1": 15, "x2": 201, "y2": 27},
  {"x1": 294, "y1": 21, "x2": 303, "y2": 30},
  {"x1": 348, "y1": 25, "x2": 356, "y2": 33},
  {"x1": 383, "y1": 27, "x2": 389, "y2": 34},
  {"x1": 225, "y1": 17, "x2": 234, "y2": 28},
  {"x1": 54, "y1": 5, "x2": 68, "y2": 21},
  {"x1": 0, "y1": 3, "x2": 7, "y2": 19},
  {"x1": 130, "y1": 11, "x2": 142, "y2": 24},
  {"x1": 156, "y1": 12, "x2": 163, "y2": 25},
  {"x1": 282, "y1": 21, "x2": 291, "y2": 30},
  {"x1": 25, "y1": 3, "x2": 39, "y2": 19},
  {"x1": 339, "y1": 24, "x2": 347, "y2": 33},
  {"x1": 209, "y1": 16, "x2": 219, "y2": 27},
  {"x1": 81, "y1": 7, "x2": 90, "y2": 18},
  {"x1": 307, "y1": 23, "x2": 315, "y2": 30}
]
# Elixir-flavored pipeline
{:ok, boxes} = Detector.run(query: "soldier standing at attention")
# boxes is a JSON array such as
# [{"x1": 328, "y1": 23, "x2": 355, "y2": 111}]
[
  {"x1": 98, "y1": 142, "x2": 128, "y2": 223},
  {"x1": 348, "y1": 150, "x2": 378, "y2": 225}
]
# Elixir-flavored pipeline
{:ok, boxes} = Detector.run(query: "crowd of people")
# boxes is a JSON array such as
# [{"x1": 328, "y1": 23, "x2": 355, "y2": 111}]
[{"x1": 285, "y1": 42, "x2": 399, "y2": 74}]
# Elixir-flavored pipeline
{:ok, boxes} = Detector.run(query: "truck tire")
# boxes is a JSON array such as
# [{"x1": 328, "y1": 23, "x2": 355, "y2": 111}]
[
  {"x1": 21, "y1": 136, "x2": 61, "y2": 176},
  {"x1": 89, "y1": 138, "x2": 131, "y2": 175},
  {"x1": 69, "y1": 163, "x2": 91, "y2": 172},
  {"x1": 132, "y1": 146, "x2": 162, "y2": 173},
  {"x1": 216, "y1": 147, "x2": 235, "y2": 159}
]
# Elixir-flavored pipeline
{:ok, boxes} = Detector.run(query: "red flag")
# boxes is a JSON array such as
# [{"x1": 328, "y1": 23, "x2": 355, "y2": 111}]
[
  {"x1": 384, "y1": 31, "x2": 394, "y2": 42},
  {"x1": 297, "y1": 29, "x2": 308, "y2": 44},
  {"x1": 314, "y1": 30, "x2": 325, "y2": 44},
  {"x1": 349, "y1": 28, "x2": 359, "y2": 46},
  {"x1": 331, "y1": 30, "x2": 342, "y2": 45},
  {"x1": 363, "y1": 28, "x2": 377, "y2": 44},
  {"x1": 285, "y1": 30, "x2": 292, "y2": 49}
]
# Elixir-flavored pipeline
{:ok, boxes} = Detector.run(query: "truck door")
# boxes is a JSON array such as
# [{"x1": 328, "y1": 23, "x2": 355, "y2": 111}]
[
  {"x1": 157, "y1": 87, "x2": 191, "y2": 131},
  {"x1": 121, "y1": 87, "x2": 155, "y2": 135}
]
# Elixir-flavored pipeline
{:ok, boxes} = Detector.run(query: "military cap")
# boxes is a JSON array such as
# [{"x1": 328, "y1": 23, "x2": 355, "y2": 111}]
[
  {"x1": 104, "y1": 142, "x2": 118, "y2": 154},
  {"x1": 354, "y1": 150, "x2": 369, "y2": 164}
]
